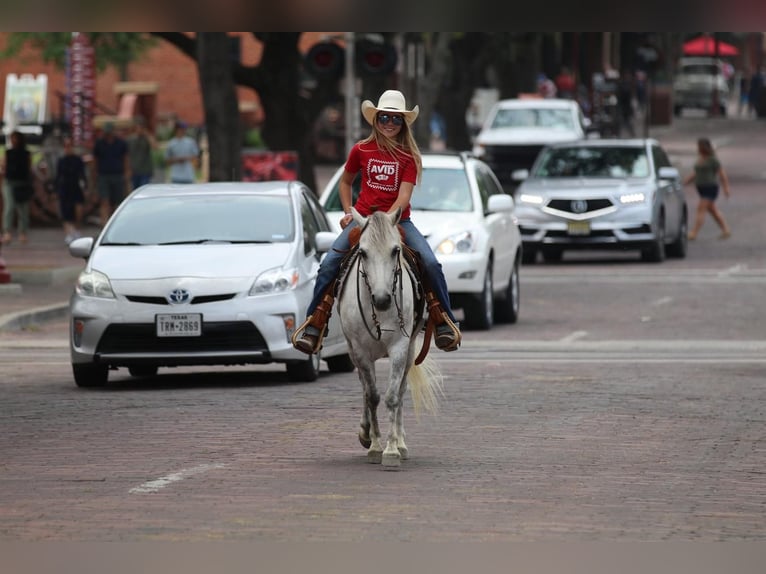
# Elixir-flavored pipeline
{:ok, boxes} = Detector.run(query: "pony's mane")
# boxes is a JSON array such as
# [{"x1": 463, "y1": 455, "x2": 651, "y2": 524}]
[{"x1": 361, "y1": 211, "x2": 400, "y2": 249}]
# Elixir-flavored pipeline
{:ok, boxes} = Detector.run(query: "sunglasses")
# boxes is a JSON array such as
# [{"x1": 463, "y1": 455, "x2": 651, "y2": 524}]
[{"x1": 377, "y1": 114, "x2": 404, "y2": 126}]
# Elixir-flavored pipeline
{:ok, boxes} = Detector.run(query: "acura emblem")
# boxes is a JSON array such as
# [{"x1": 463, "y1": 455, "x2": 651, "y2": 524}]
[
  {"x1": 570, "y1": 199, "x2": 588, "y2": 214},
  {"x1": 168, "y1": 288, "x2": 191, "y2": 304}
]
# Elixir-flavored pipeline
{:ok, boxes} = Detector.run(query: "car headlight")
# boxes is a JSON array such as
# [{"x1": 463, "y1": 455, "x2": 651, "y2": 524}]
[
  {"x1": 519, "y1": 193, "x2": 544, "y2": 206},
  {"x1": 250, "y1": 267, "x2": 299, "y2": 295},
  {"x1": 76, "y1": 269, "x2": 116, "y2": 299},
  {"x1": 436, "y1": 231, "x2": 475, "y2": 255},
  {"x1": 619, "y1": 192, "x2": 646, "y2": 204}
]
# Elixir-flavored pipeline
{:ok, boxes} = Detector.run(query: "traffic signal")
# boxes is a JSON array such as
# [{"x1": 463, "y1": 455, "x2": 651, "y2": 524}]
[
  {"x1": 355, "y1": 40, "x2": 397, "y2": 77},
  {"x1": 304, "y1": 41, "x2": 345, "y2": 79}
]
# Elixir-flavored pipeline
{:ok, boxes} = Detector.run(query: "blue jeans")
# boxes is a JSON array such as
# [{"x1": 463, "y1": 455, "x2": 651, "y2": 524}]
[{"x1": 307, "y1": 218, "x2": 456, "y2": 323}]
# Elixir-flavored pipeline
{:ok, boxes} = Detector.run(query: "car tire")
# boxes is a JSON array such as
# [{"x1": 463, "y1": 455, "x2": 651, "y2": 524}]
[
  {"x1": 666, "y1": 210, "x2": 688, "y2": 259},
  {"x1": 464, "y1": 262, "x2": 494, "y2": 331},
  {"x1": 72, "y1": 363, "x2": 109, "y2": 388},
  {"x1": 641, "y1": 214, "x2": 666, "y2": 263},
  {"x1": 128, "y1": 365, "x2": 159, "y2": 377},
  {"x1": 326, "y1": 353, "x2": 355, "y2": 373},
  {"x1": 286, "y1": 352, "x2": 321, "y2": 382},
  {"x1": 494, "y1": 258, "x2": 520, "y2": 324},
  {"x1": 522, "y1": 247, "x2": 537, "y2": 265}
]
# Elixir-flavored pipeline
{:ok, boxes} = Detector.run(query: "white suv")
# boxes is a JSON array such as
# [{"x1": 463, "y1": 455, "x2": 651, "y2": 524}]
[
  {"x1": 472, "y1": 98, "x2": 592, "y2": 194},
  {"x1": 319, "y1": 152, "x2": 522, "y2": 330},
  {"x1": 673, "y1": 57, "x2": 729, "y2": 116}
]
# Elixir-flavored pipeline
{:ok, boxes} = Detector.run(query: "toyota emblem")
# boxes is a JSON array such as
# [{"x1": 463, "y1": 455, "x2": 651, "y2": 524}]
[
  {"x1": 168, "y1": 288, "x2": 191, "y2": 304},
  {"x1": 570, "y1": 199, "x2": 588, "y2": 214}
]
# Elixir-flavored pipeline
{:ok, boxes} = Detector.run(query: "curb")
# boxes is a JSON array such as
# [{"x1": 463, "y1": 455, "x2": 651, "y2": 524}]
[
  {"x1": 0, "y1": 302, "x2": 69, "y2": 332},
  {"x1": 7, "y1": 265, "x2": 83, "y2": 286}
]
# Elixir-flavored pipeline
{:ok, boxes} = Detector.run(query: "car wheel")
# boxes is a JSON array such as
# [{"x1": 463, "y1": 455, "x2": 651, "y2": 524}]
[
  {"x1": 522, "y1": 247, "x2": 537, "y2": 265},
  {"x1": 464, "y1": 262, "x2": 493, "y2": 331},
  {"x1": 128, "y1": 365, "x2": 159, "y2": 377},
  {"x1": 286, "y1": 351, "x2": 321, "y2": 382},
  {"x1": 494, "y1": 258, "x2": 520, "y2": 324},
  {"x1": 666, "y1": 210, "x2": 688, "y2": 259},
  {"x1": 72, "y1": 363, "x2": 109, "y2": 388},
  {"x1": 541, "y1": 247, "x2": 564, "y2": 263},
  {"x1": 326, "y1": 353, "x2": 355, "y2": 373},
  {"x1": 641, "y1": 214, "x2": 666, "y2": 263}
]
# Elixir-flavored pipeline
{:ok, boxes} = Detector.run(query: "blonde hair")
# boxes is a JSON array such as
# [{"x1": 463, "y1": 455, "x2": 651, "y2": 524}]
[{"x1": 361, "y1": 114, "x2": 422, "y2": 184}]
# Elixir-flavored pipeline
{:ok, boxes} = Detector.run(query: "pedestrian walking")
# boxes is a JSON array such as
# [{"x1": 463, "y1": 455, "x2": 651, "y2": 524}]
[
  {"x1": 127, "y1": 117, "x2": 156, "y2": 190},
  {"x1": 55, "y1": 137, "x2": 87, "y2": 244},
  {"x1": 292, "y1": 89, "x2": 461, "y2": 355},
  {"x1": 92, "y1": 122, "x2": 129, "y2": 226},
  {"x1": 616, "y1": 70, "x2": 636, "y2": 138},
  {"x1": 684, "y1": 137, "x2": 731, "y2": 240},
  {"x1": 164, "y1": 121, "x2": 199, "y2": 184},
  {"x1": 1, "y1": 130, "x2": 34, "y2": 245}
]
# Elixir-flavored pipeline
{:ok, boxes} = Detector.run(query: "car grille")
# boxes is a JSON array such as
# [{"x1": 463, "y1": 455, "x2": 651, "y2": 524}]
[
  {"x1": 482, "y1": 145, "x2": 545, "y2": 184},
  {"x1": 95, "y1": 321, "x2": 268, "y2": 354},
  {"x1": 547, "y1": 198, "x2": 613, "y2": 214},
  {"x1": 124, "y1": 294, "x2": 237, "y2": 305}
]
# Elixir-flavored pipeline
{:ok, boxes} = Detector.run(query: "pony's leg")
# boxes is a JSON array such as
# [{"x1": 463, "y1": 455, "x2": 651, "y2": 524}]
[
  {"x1": 395, "y1": 388, "x2": 408, "y2": 460},
  {"x1": 381, "y1": 349, "x2": 410, "y2": 468},
  {"x1": 356, "y1": 361, "x2": 383, "y2": 463}
]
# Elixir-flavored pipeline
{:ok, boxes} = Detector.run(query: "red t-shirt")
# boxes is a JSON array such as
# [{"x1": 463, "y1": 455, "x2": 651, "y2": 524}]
[{"x1": 344, "y1": 140, "x2": 417, "y2": 220}]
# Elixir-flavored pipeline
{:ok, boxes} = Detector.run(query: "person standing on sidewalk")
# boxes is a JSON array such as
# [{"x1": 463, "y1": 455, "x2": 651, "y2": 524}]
[
  {"x1": 1, "y1": 130, "x2": 33, "y2": 245},
  {"x1": 92, "y1": 123, "x2": 129, "y2": 226},
  {"x1": 127, "y1": 117, "x2": 156, "y2": 190},
  {"x1": 684, "y1": 137, "x2": 732, "y2": 240},
  {"x1": 55, "y1": 136, "x2": 87, "y2": 244},
  {"x1": 164, "y1": 121, "x2": 199, "y2": 184}
]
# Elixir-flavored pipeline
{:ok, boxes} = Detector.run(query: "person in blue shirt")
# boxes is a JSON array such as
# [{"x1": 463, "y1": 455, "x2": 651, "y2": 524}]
[{"x1": 164, "y1": 122, "x2": 199, "y2": 184}]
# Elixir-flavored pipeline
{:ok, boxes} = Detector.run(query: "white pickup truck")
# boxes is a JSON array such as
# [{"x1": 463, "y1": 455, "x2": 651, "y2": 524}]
[{"x1": 672, "y1": 57, "x2": 730, "y2": 117}]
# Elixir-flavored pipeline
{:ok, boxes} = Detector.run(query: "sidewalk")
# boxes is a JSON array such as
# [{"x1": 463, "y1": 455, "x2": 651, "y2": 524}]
[{"x1": 0, "y1": 120, "x2": 762, "y2": 332}]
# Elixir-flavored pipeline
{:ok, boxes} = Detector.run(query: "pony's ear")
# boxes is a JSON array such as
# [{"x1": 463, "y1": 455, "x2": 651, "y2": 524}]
[
  {"x1": 351, "y1": 207, "x2": 366, "y2": 226},
  {"x1": 388, "y1": 207, "x2": 402, "y2": 225}
]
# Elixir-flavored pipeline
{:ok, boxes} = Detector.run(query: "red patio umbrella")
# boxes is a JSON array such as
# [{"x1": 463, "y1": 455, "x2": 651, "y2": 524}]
[{"x1": 683, "y1": 36, "x2": 739, "y2": 57}]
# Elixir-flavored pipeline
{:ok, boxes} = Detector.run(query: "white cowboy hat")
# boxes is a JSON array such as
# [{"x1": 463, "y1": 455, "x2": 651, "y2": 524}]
[{"x1": 361, "y1": 90, "x2": 420, "y2": 126}]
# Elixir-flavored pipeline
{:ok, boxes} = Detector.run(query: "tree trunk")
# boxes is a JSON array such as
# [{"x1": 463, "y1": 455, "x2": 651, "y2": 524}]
[{"x1": 197, "y1": 33, "x2": 242, "y2": 182}]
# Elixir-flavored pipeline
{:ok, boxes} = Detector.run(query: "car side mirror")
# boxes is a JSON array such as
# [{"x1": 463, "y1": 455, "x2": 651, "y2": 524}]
[
  {"x1": 68, "y1": 236, "x2": 94, "y2": 259},
  {"x1": 487, "y1": 194, "x2": 514, "y2": 213},
  {"x1": 511, "y1": 169, "x2": 529, "y2": 182},
  {"x1": 658, "y1": 166, "x2": 680, "y2": 181}
]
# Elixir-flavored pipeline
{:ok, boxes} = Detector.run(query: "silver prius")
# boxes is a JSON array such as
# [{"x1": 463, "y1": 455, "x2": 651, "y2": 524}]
[
  {"x1": 68, "y1": 181, "x2": 352, "y2": 387},
  {"x1": 513, "y1": 139, "x2": 688, "y2": 264}
]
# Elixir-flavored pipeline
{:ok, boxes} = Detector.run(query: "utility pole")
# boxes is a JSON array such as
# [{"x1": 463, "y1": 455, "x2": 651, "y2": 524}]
[{"x1": 344, "y1": 32, "x2": 358, "y2": 158}]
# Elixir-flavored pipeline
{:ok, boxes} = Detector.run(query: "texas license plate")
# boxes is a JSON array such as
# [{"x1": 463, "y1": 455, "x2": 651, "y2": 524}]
[
  {"x1": 156, "y1": 313, "x2": 202, "y2": 337},
  {"x1": 567, "y1": 221, "x2": 591, "y2": 236}
]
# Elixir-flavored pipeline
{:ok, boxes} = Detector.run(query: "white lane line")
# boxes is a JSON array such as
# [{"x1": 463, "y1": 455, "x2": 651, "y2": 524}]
[
  {"x1": 560, "y1": 330, "x2": 587, "y2": 343},
  {"x1": 652, "y1": 296, "x2": 673, "y2": 307},
  {"x1": 129, "y1": 463, "x2": 225, "y2": 494}
]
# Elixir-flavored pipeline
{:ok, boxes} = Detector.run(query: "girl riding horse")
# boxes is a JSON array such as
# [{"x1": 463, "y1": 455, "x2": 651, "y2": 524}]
[{"x1": 293, "y1": 90, "x2": 461, "y2": 355}]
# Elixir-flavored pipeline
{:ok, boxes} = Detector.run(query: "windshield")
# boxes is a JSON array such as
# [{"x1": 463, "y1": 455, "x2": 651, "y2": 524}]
[
  {"x1": 101, "y1": 194, "x2": 295, "y2": 245},
  {"x1": 534, "y1": 146, "x2": 650, "y2": 178},
  {"x1": 324, "y1": 166, "x2": 473, "y2": 213},
  {"x1": 490, "y1": 108, "x2": 575, "y2": 130},
  {"x1": 680, "y1": 64, "x2": 720, "y2": 75}
]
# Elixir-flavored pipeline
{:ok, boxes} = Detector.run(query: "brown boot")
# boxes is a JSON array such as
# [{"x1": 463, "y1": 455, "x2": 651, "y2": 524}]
[
  {"x1": 425, "y1": 291, "x2": 461, "y2": 351},
  {"x1": 291, "y1": 287, "x2": 335, "y2": 355}
]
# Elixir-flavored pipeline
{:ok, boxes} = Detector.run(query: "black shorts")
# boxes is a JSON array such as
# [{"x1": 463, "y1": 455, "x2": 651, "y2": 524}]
[{"x1": 696, "y1": 184, "x2": 719, "y2": 201}]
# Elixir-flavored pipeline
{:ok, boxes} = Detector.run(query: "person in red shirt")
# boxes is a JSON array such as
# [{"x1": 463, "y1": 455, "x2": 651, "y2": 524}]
[{"x1": 293, "y1": 90, "x2": 461, "y2": 355}]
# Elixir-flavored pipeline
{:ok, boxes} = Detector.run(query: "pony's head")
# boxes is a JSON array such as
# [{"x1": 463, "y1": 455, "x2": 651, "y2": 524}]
[{"x1": 352, "y1": 207, "x2": 403, "y2": 312}]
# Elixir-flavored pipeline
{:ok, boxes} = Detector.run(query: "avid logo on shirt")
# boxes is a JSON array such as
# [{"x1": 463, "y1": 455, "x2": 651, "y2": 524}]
[{"x1": 366, "y1": 159, "x2": 400, "y2": 192}]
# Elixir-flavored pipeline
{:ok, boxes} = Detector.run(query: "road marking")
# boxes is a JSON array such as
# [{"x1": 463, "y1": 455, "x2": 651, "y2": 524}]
[
  {"x1": 129, "y1": 463, "x2": 225, "y2": 494},
  {"x1": 652, "y1": 296, "x2": 673, "y2": 306},
  {"x1": 560, "y1": 330, "x2": 587, "y2": 343}
]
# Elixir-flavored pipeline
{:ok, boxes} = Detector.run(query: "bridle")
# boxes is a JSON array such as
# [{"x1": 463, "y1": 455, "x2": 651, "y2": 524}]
[{"x1": 356, "y1": 247, "x2": 414, "y2": 340}]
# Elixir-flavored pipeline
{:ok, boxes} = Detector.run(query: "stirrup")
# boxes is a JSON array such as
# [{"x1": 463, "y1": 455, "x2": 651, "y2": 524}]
[
  {"x1": 434, "y1": 317, "x2": 461, "y2": 352},
  {"x1": 291, "y1": 316, "x2": 326, "y2": 355}
]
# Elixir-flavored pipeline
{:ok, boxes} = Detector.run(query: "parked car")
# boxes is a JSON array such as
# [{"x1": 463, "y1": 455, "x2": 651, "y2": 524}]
[
  {"x1": 472, "y1": 97, "x2": 594, "y2": 194},
  {"x1": 319, "y1": 152, "x2": 522, "y2": 330},
  {"x1": 67, "y1": 181, "x2": 353, "y2": 388},
  {"x1": 512, "y1": 139, "x2": 688, "y2": 263},
  {"x1": 672, "y1": 57, "x2": 730, "y2": 117}
]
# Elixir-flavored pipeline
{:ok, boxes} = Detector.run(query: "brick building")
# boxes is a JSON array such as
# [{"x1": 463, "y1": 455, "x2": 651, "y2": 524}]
[{"x1": 0, "y1": 33, "x2": 327, "y2": 132}]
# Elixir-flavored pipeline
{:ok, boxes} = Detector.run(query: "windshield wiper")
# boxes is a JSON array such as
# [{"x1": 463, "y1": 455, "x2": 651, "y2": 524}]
[
  {"x1": 157, "y1": 239, "x2": 272, "y2": 245},
  {"x1": 99, "y1": 241, "x2": 143, "y2": 246}
]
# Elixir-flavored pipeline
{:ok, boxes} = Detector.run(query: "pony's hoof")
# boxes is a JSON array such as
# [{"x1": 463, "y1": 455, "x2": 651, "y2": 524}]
[
  {"x1": 398, "y1": 446, "x2": 409, "y2": 460},
  {"x1": 359, "y1": 433, "x2": 371, "y2": 449},
  {"x1": 382, "y1": 452, "x2": 401, "y2": 468},
  {"x1": 367, "y1": 450, "x2": 382, "y2": 464}
]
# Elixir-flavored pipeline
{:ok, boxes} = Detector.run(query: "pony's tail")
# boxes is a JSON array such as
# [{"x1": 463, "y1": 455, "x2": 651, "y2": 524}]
[{"x1": 408, "y1": 355, "x2": 444, "y2": 420}]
